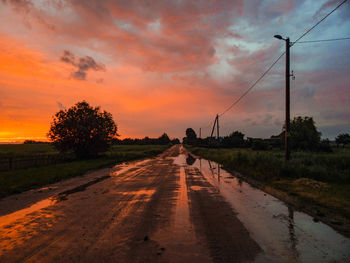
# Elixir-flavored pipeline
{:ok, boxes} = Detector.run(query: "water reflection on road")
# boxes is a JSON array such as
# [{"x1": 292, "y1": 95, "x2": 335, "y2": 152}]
[{"x1": 187, "y1": 155, "x2": 350, "y2": 263}]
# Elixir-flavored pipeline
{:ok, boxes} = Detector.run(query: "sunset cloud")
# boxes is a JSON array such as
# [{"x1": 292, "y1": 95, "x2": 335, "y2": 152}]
[
  {"x1": 60, "y1": 50, "x2": 106, "y2": 80},
  {"x1": 0, "y1": 0, "x2": 349, "y2": 142}
]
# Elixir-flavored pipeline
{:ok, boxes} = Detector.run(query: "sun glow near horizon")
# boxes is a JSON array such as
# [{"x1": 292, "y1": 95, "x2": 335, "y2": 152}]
[{"x1": 0, "y1": 0, "x2": 349, "y2": 142}]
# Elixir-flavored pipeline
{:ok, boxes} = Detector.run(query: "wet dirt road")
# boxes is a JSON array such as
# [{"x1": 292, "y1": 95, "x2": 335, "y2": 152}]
[{"x1": 0, "y1": 145, "x2": 349, "y2": 263}]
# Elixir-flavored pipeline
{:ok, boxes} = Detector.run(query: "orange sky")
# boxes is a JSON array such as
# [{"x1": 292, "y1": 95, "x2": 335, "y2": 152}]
[{"x1": 1, "y1": 0, "x2": 349, "y2": 142}]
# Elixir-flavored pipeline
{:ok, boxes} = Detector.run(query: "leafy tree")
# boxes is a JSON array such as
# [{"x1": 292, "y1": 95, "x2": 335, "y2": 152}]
[
  {"x1": 222, "y1": 131, "x2": 245, "y2": 148},
  {"x1": 185, "y1": 128, "x2": 197, "y2": 139},
  {"x1": 183, "y1": 128, "x2": 198, "y2": 145},
  {"x1": 287, "y1": 116, "x2": 321, "y2": 151},
  {"x1": 157, "y1": 133, "x2": 171, "y2": 145},
  {"x1": 48, "y1": 101, "x2": 118, "y2": 158},
  {"x1": 335, "y1": 133, "x2": 350, "y2": 148},
  {"x1": 171, "y1": 138, "x2": 180, "y2": 144}
]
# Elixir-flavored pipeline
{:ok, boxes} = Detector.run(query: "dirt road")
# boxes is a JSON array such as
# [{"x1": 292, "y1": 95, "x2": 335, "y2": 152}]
[{"x1": 0, "y1": 145, "x2": 349, "y2": 263}]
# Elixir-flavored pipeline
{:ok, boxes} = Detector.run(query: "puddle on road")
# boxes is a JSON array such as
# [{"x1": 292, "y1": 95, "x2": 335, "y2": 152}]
[
  {"x1": 0, "y1": 158, "x2": 149, "y2": 225},
  {"x1": 190, "y1": 186, "x2": 204, "y2": 191},
  {"x1": 120, "y1": 190, "x2": 155, "y2": 196},
  {"x1": 152, "y1": 154, "x2": 211, "y2": 262},
  {"x1": 0, "y1": 198, "x2": 56, "y2": 228},
  {"x1": 110, "y1": 159, "x2": 150, "y2": 177},
  {"x1": 187, "y1": 156, "x2": 350, "y2": 263},
  {"x1": 0, "y1": 198, "x2": 57, "y2": 253},
  {"x1": 0, "y1": 157, "x2": 152, "y2": 254}
]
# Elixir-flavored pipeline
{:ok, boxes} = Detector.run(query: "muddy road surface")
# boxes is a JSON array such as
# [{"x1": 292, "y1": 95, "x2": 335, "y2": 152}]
[{"x1": 0, "y1": 145, "x2": 349, "y2": 263}]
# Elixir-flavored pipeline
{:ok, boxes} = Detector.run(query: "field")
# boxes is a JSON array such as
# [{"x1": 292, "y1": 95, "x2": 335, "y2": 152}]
[
  {"x1": 188, "y1": 146, "x2": 350, "y2": 228},
  {"x1": 0, "y1": 144, "x2": 169, "y2": 198}
]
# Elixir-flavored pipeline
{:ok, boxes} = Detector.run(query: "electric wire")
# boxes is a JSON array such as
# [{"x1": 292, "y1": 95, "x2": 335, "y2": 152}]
[
  {"x1": 294, "y1": 37, "x2": 350, "y2": 44},
  {"x1": 219, "y1": 0, "x2": 348, "y2": 118},
  {"x1": 218, "y1": 51, "x2": 285, "y2": 117},
  {"x1": 199, "y1": 0, "x2": 348, "y2": 135},
  {"x1": 291, "y1": 0, "x2": 348, "y2": 46}
]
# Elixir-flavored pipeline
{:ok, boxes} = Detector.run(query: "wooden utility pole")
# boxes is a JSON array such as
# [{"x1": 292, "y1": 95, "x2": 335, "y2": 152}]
[
  {"x1": 210, "y1": 115, "x2": 218, "y2": 138},
  {"x1": 199, "y1": 128, "x2": 201, "y2": 139},
  {"x1": 285, "y1": 38, "x2": 291, "y2": 161},
  {"x1": 216, "y1": 114, "x2": 220, "y2": 140}
]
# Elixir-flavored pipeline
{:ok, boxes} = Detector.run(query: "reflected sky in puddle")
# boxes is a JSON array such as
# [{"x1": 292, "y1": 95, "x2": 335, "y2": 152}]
[
  {"x1": 153, "y1": 153, "x2": 211, "y2": 262},
  {"x1": 0, "y1": 198, "x2": 57, "y2": 253},
  {"x1": 185, "y1": 155, "x2": 350, "y2": 263},
  {"x1": 0, "y1": 198, "x2": 56, "y2": 228}
]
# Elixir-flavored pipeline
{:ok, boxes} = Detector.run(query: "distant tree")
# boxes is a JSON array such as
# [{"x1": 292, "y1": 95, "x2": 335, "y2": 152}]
[
  {"x1": 48, "y1": 101, "x2": 118, "y2": 158},
  {"x1": 287, "y1": 116, "x2": 321, "y2": 151},
  {"x1": 335, "y1": 133, "x2": 350, "y2": 148},
  {"x1": 183, "y1": 128, "x2": 198, "y2": 145},
  {"x1": 185, "y1": 128, "x2": 197, "y2": 139},
  {"x1": 222, "y1": 131, "x2": 245, "y2": 148},
  {"x1": 171, "y1": 138, "x2": 180, "y2": 144},
  {"x1": 157, "y1": 133, "x2": 171, "y2": 145}
]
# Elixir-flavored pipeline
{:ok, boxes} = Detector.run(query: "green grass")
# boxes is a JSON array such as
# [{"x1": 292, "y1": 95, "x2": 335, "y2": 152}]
[
  {"x1": 188, "y1": 147, "x2": 350, "y2": 183},
  {"x1": 0, "y1": 144, "x2": 169, "y2": 198},
  {"x1": 0, "y1": 144, "x2": 58, "y2": 158},
  {"x1": 187, "y1": 146, "x2": 350, "y2": 219}
]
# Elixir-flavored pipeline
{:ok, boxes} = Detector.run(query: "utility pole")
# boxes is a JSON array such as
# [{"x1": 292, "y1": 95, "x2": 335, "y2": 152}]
[
  {"x1": 274, "y1": 34, "x2": 291, "y2": 161},
  {"x1": 216, "y1": 114, "x2": 220, "y2": 140},
  {"x1": 199, "y1": 128, "x2": 201, "y2": 139},
  {"x1": 210, "y1": 115, "x2": 218, "y2": 138},
  {"x1": 285, "y1": 38, "x2": 291, "y2": 161}
]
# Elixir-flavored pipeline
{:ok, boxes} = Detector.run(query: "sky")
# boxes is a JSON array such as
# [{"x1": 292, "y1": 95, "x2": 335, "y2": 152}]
[{"x1": 0, "y1": 0, "x2": 349, "y2": 142}]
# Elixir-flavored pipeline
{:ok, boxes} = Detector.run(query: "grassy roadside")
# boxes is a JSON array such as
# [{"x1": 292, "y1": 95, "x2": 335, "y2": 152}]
[
  {"x1": 187, "y1": 146, "x2": 350, "y2": 236},
  {"x1": 0, "y1": 145, "x2": 169, "y2": 198}
]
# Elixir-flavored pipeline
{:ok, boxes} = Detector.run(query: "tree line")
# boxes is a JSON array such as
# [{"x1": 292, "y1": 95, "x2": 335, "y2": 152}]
[
  {"x1": 33, "y1": 101, "x2": 349, "y2": 159},
  {"x1": 184, "y1": 116, "x2": 349, "y2": 152}
]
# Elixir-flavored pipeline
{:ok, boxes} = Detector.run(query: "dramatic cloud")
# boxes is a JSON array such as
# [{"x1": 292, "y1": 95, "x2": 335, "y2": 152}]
[
  {"x1": 60, "y1": 50, "x2": 106, "y2": 80},
  {"x1": 0, "y1": 0, "x2": 349, "y2": 142}
]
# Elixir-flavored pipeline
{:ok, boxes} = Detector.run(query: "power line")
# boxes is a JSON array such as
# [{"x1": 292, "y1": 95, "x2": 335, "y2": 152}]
[
  {"x1": 291, "y1": 0, "x2": 348, "y2": 46},
  {"x1": 199, "y1": 0, "x2": 348, "y2": 133},
  {"x1": 294, "y1": 37, "x2": 350, "y2": 44},
  {"x1": 218, "y1": 0, "x2": 348, "y2": 117},
  {"x1": 219, "y1": 51, "x2": 285, "y2": 116}
]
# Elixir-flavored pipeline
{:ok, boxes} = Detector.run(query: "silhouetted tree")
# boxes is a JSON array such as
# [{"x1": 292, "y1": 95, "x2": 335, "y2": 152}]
[
  {"x1": 287, "y1": 116, "x2": 321, "y2": 151},
  {"x1": 48, "y1": 101, "x2": 118, "y2": 158},
  {"x1": 171, "y1": 138, "x2": 180, "y2": 144},
  {"x1": 183, "y1": 128, "x2": 198, "y2": 145},
  {"x1": 185, "y1": 128, "x2": 197, "y2": 139},
  {"x1": 335, "y1": 133, "x2": 350, "y2": 148},
  {"x1": 222, "y1": 131, "x2": 245, "y2": 148},
  {"x1": 23, "y1": 140, "x2": 47, "y2": 144},
  {"x1": 158, "y1": 133, "x2": 171, "y2": 145}
]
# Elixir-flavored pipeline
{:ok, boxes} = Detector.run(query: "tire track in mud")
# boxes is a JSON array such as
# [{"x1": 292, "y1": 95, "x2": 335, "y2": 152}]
[{"x1": 185, "y1": 166, "x2": 262, "y2": 263}]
